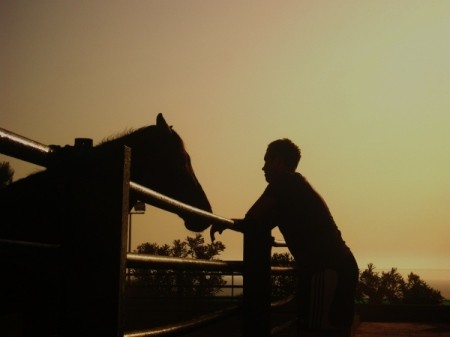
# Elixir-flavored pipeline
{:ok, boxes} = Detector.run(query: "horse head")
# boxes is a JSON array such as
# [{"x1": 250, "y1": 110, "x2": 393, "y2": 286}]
[{"x1": 123, "y1": 113, "x2": 212, "y2": 232}]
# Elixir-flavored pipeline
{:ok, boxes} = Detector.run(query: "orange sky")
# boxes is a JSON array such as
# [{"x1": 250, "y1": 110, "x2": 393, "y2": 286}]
[{"x1": 1, "y1": 1, "x2": 449, "y2": 283}]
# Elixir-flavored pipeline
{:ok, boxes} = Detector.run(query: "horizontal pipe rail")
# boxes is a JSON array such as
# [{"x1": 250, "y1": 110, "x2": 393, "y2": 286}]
[
  {"x1": 130, "y1": 181, "x2": 235, "y2": 228},
  {"x1": 272, "y1": 239, "x2": 288, "y2": 248},
  {"x1": 271, "y1": 292, "x2": 297, "y2": 309},
  {"x1": 127, "y1": 253, "x2": 296, "y2": 275},
  {"x1": 0, "y1": 238, "x2": 60, "y2": 250},
  {"x1": 127, "y1": 253, "x2": 243, "y2": 272},
  {"x1": 270, "y1": 266, "x2": 297, "y2": 275},
  {"x1": 124, "y1": 305, "x2": 240, "y2": 337},
  {"x1": 271, "y1": 318, "x2": 298, "y2": 336},
  {"x1": 0, "y1": 127, "x2": 51, "y2": 166}
]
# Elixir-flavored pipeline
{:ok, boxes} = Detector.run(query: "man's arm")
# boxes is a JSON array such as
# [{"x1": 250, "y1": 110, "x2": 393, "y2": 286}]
[{"x1": 210, "y1": 193, "x2": 277, "y2": 241}]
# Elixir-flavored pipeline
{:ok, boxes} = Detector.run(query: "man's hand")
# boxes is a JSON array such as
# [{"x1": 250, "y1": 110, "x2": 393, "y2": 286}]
[
  {"x1": 210, "y1": 219, "x2": 245, "y2": 241},
  {"x1": 210, "y1": 223, "x2": 226, "y2": 242}
]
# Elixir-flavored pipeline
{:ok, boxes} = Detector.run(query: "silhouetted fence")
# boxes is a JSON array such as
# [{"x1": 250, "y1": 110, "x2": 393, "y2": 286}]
[
  {"x1": 0, "y1": 127, "x2": 296, "y2": 337},
  {"x1": 126, "y1": 182, "x2": 295, "y2": 337}
]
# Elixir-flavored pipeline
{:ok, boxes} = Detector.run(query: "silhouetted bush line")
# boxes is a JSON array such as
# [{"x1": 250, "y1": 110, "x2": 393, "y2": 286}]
[
  {"x1": 130, "y1": 234, "x2": 227, "y2": 297},
  {"x1": 130, "y1": 234, "x2": 444, "y2": 305},
  {"x1": 356, "y1": 263, "x2": 444, "y2": 305}
]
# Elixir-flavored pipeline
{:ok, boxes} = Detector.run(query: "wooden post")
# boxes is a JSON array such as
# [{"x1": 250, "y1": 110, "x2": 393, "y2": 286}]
[
  {"x1": 242, "y1": 223, "x2": 272, "y2": 337},
  {"x1": 59, "y1": 145, "x2": 130, "y2": 336}
]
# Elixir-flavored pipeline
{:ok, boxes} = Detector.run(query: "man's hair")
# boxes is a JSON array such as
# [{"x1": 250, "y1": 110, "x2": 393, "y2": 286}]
[{"x1": 266, "y1": 138, "x2": 301, "y2": 170}]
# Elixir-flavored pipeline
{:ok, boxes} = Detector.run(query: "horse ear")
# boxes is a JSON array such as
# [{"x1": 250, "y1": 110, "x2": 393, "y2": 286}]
[{"x1": 156, "y1": 113, "x2": 172, "y2": 134}]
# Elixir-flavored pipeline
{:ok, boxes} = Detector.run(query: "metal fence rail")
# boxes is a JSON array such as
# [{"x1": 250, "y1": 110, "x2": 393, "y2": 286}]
[
  {"x1": 127, "y1": 253, "x2": 243, "y2": 272},
  {"x1": 0, "y1": 127, "x2": 51, "y2": 166},
  {"x1": 0, "y1": 127, "x2": 295, "y2": 337},
  {"x1": 124, "y1": 305, "x2": 240, "y2": 337},
  {"x1": 0, "y1": 238, "x2": 61, "y2": 250},
  {"x1": 129, "y1": 181, "x2": 235, "y2": 228},
  {"x1": 127, "y1": 253, "x2": 294, "y2": 275},
  {"x1": 127, "y1": 182, "x2": 294, "y2": 336}
]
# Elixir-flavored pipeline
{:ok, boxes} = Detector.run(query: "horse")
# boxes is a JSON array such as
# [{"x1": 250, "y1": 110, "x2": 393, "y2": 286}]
[
  {"x1": 0, "y1": 113, "x2": 212, "y2": 243},
  {"x1": 0, "y1": 113, "x2": 212, "y2": 334},
  {"x1": 96, "y1": 112, "x2": 212, "y2": 232}
]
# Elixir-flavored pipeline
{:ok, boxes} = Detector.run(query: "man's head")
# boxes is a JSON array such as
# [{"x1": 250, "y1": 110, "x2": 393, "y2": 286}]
[{"x1": 263, "y1": 139, "x2": 301, "y2": 183}]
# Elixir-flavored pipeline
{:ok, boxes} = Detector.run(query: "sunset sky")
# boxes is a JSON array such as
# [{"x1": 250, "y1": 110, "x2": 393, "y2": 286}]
[{"x1": 1, "y1": 1, "x2": 449, "y2": 288}]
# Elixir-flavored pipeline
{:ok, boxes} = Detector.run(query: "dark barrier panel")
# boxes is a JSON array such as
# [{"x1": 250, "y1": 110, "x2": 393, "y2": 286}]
[
  {"x1": 243, "y1": 223, "x2": 272, "y2": 337},
  {"x1": 59, "y1": 146, "x2": 130, "y2": 336},
  {"x1": 0, "y1": 137, "x2": 130, "y2": 336}
]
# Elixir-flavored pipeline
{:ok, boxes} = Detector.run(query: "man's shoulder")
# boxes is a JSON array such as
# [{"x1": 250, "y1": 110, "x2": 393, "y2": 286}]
[
  {"x1": 268, "y1": 172, "x2": 306, "y2": 194},
  {"x1": 286, "y1": 172, "x2": 308, "y2": 186}
]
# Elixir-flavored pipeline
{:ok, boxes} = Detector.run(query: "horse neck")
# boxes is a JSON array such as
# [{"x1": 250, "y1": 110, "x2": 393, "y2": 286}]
[{"x1": 96, "y1": 126, "x2": 155, "y2": 154}]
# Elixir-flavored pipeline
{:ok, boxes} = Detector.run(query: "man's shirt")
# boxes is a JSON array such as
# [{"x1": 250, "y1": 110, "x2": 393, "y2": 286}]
[{"x1": 245, "y1": 172, "x2": 352, "y2": 270}]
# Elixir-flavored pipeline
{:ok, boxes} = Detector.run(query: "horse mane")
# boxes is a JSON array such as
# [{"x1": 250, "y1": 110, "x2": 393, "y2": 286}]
[
  {"x1": 97, "y1": 128, "x2": 138, "y2": 146},
  {"x1": 96, "y1": 124, "x2": 187, "y2": 156},
  {"x1": 94, "y1": 126, "x2": 152, "y2": 152}
]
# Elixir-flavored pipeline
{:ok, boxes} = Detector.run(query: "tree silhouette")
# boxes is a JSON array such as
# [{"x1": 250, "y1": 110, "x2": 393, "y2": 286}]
[
  {"x1": 380, "y1": 268, "x2": 405, "y2": 304},
  {"x1": 131, "y1": 234, "x2": 226, "y2": 297},
  {"x1": 0, "y1": 161, "x2": 14, "y2": 189},
  {"x1": 270, "y1": 252, "x2": 297, "y2": 300},
  {"x1": 357, "y1": 263, "x2": 383, "y2": 304},
  {"x1": 269, "y1": 257, "x2": 444, "y2": 305},
  {"x1": 357, "y1": 263, "x2": 444, "y2": 305},
  {"x1": 403, "y1": 272, "x2": 444, "y2": 305}
]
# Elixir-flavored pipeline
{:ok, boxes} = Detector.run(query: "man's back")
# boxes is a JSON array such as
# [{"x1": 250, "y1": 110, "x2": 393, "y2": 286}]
[{"x1": 266, "y1": 172, "x2": 350, "y2": 269}]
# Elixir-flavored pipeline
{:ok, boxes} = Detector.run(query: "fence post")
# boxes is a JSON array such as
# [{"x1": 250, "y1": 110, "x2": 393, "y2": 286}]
[
  {"x1": 243, "y1": 223, "x2": 272, "y2": 337},
  {"x1": 59, "y1": 145, "x2": 130, "y2": 336}
]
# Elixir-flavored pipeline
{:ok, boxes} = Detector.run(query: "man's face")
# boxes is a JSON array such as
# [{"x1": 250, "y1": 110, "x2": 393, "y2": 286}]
[{"x1": 262, "y1": 151, "x2": 286, "y2": 183}]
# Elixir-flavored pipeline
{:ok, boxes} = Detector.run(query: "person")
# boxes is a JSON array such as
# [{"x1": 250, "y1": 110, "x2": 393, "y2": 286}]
[{"x1": 211, "y1": 138, "x2": 358, "y2": 336}]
